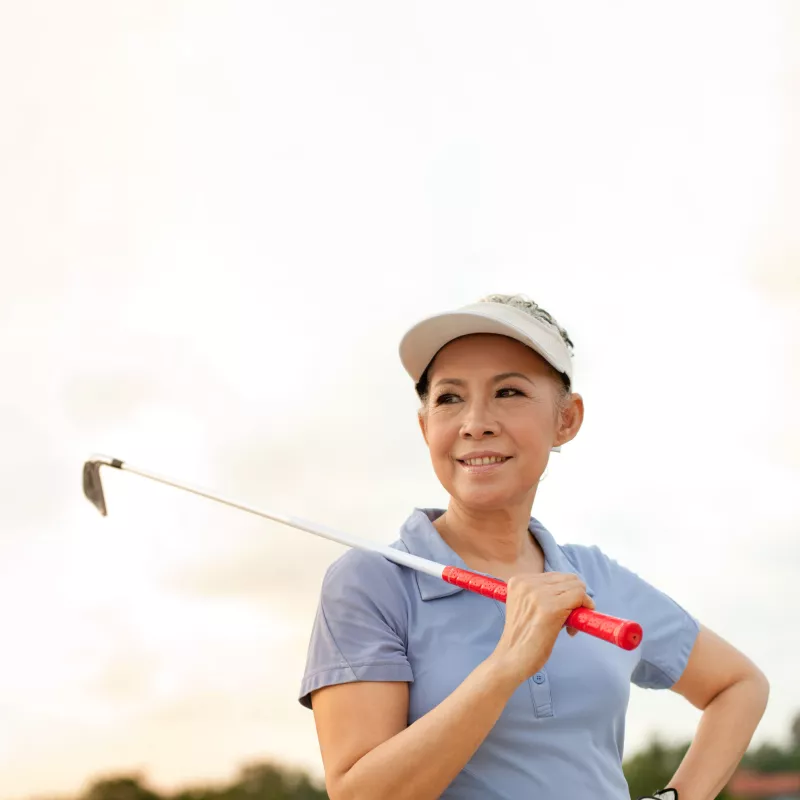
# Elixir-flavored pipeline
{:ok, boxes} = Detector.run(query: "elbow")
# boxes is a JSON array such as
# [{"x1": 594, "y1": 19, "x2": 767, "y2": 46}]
[
  {"x1": 326, "y1": 782, "x2": 347, "y2": 800},
  {"x1": 325, "y1": 771, "x2": 369, "y2": 800},
  {"x1": 699, "y1": 663, "x2": 770, "y2": 715},
  {"x1": 323, "y1": 754, "x2": 362, "y2": 800},
  {"x1": 751, "y1": 666, "x2": 770, "y2": 712},
  {"x1": 326, "y1": 772, "x2": 406, "y2": 800},
  {"x1": 325, "y1": 774, "x2": 350, "y2": 800},
  {"x1": 726, "y1": 664, "x2": 770, "y2": 718},
  {"x1": 326, "y1": 784, "x2": 381, "y2": 800}
]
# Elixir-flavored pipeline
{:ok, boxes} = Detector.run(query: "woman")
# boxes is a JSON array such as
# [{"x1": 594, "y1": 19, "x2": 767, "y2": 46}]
[{"x1": 299, "y1": 294, "x2": 769, "y2": 800}]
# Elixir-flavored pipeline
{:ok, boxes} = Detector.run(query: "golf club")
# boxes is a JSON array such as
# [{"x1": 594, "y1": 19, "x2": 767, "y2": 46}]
[{"x1": 83, "y1": 454, "x2": 643, "y2": 651}]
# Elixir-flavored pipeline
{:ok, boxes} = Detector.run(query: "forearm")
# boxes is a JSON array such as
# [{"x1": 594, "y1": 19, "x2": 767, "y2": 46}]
[
  {"x1": 334, "y1": 657, "x2": 517, "y2": 800},
  {"x1": 668, "y1": 672, "x2": 770, "y2": 800}
]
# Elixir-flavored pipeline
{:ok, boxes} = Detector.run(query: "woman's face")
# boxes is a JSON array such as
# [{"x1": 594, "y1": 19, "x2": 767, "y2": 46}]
[{"x1": 419, "y1": 334, "x2": 583, "y2": 512}]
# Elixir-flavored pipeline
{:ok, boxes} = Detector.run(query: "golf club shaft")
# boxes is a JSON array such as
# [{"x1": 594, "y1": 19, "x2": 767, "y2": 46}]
[
  {"x1": 85, "y1": 456, "x2": 642, "y2": 650},
  {"x1": 96, "y1": 458, "x2": 443, "y2": 578}
]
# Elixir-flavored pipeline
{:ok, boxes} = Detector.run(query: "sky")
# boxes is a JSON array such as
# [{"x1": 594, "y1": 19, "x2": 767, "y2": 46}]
[{"x1": 1, "y1": 1, "x2": 799, "y2": 797}]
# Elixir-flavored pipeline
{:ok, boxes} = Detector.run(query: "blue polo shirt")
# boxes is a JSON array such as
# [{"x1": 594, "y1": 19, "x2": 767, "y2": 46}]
[{"x1": 299, "y1": 509, "x2": 699, "y2": 799}]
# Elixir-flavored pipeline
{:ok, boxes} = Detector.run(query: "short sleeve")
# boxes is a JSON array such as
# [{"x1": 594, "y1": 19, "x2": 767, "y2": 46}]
[
  {"x1": 565, "y1": 545, "x2": 700, "y2": 690},
  {"x1": 298, "y1": 549, "x2": 413, "y2": 709}
]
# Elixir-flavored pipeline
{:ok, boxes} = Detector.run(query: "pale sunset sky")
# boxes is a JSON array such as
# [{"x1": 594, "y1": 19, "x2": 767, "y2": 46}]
[{"x1": 1, "y1": 2, "x2": 799, "y2": 798}]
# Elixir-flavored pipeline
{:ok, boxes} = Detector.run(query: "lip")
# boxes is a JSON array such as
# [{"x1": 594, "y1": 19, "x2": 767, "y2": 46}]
[
  {"x1": 455, "y1": 451, "x2": 512, "y2": 475},
  {"x1": 456, "y1": 451, "x2": 510, "y2": 461}
]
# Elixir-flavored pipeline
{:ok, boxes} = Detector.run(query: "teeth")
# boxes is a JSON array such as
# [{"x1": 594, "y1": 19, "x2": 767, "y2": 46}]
[{"x1": 463, "y1": 456, "x2": 507, "y2": 466}]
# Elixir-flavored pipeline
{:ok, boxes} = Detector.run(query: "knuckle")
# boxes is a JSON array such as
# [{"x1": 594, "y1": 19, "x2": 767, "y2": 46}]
[{"x1": 510, "y1": 573, "x2": 539, "y2": 592}]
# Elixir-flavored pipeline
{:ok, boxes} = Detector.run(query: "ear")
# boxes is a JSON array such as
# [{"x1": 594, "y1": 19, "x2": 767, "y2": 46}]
[
  {"x1": 417, "y1": 410, "x2": 429, "y2": 445},
  {"x1": 553, "y1": 393, "x2": 584, "y2": 448}
]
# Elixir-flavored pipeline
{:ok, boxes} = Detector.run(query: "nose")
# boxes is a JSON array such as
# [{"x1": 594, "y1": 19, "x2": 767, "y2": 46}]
[{"x1": 459, "y1": 398, "x2": 498, "y2": 439}]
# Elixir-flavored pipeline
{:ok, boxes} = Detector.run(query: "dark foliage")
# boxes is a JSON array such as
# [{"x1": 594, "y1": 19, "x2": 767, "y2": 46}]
[
  {"x1": 76, "y1": 762, "x2": 327, "y2": 800},
  {"x1": 21, "y1": 711, "x2": 800, "y2": 800}
]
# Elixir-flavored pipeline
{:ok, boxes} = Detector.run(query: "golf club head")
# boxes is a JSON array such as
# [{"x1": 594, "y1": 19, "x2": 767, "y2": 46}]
[{"x1": 82, "y1": 455, "x2": 123, "y2": 516}]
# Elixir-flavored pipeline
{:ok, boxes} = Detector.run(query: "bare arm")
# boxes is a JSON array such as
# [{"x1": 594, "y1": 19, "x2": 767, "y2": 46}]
[
  {"x1": 311, "y1": 573, "x2": 593, "y2": 800},
  {"x1": 664, "y1": 625, "x2": 769, "y2": 800},
  {"x1": 313, "y1": 659, "x2": 517, "y2": 800}
]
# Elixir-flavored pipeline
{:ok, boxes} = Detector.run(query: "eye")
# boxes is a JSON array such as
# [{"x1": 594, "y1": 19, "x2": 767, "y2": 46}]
[
  {"x1": 497, "y1": 386, "x2": 526, "y2": 398},
  {"x1": 434, "y1": 392, "x2": 461, "y2": 405}
]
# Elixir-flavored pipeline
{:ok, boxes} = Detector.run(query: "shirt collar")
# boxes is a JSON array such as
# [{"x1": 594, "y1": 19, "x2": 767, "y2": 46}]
[{"x1": 395, "y1": 508, "x2": 595, "y2": 601}]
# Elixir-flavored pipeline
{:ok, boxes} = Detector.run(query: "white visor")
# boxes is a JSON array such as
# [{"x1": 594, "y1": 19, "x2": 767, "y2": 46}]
[{"x1": 399, "y1": 301, "x2": 573, "y2": 387}]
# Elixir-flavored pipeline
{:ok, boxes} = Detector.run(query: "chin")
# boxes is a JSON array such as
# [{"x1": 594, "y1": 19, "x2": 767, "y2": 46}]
[{"x1": 450, "y1": 484, "x2": 525, "y2": 512}]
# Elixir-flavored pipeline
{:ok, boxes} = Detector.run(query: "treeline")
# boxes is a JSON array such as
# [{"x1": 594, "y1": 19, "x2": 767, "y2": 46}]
[
  {"x1": 22, "y1": 713, "x2": 800, "y2": 800},
  {"x1": 623, "y1": 711, "x2": 800, "y2": 799},
  {"x1": 71, "y1": 763, "x2": 327, "y2": 800}
]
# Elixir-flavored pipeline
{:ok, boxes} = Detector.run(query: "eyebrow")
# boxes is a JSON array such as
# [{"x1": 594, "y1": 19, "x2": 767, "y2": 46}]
[{"x1": 433, "y1": 372, "x2": 537, "y2": 389}]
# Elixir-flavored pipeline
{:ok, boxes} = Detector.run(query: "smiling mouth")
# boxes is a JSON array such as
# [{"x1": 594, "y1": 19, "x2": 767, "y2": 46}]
[
  {"x1": 458, "y1": 456, "x2": 509, "y2": 466},
  {"x1": 456, "y1": 456, "x2": 512, "y2": 472}
]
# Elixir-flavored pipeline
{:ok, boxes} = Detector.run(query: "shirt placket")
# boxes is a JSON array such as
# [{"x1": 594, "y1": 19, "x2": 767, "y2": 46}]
[
  {"x1": 527, "y1": 553, "x2": 555, "y2": 718},
  {"x1": 528, "y1": 667, "x2": 554, "y2": 718},
  {"x1": 493, "y1": 595, "x2": 555, "y2": 720}
]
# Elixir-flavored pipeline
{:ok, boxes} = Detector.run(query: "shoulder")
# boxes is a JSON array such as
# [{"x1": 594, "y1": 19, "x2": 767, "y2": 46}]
[
  {"x1": 530, "y1": 517, "x2": 623, "y2": 588},
  {"x1": 560, "y1": 541, "x2": 679, "y2": 594},
  {"x1": 560, "y1": 542, "x2": 619, "y2": 583},
  {"x1": 561, "y1": 541, "x2": 698, "y2": 626},
  {"x1": 324, "y1": 541, "x2": 410, "y2": 587},
  {"x1": 559, "y1": 542, "x2": 664, "y2": 602},
  {"x1": 558, "y1": 541, "x2": 699, "y2": 689},
  {"x1": 320, "y1": 543, "x2": 413, "y2": 621}
]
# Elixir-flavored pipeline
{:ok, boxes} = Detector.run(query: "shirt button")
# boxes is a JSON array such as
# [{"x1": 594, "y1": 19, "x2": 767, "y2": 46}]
[{"x1": 533, "y1": 672, "x2": 546, "y2": 684}]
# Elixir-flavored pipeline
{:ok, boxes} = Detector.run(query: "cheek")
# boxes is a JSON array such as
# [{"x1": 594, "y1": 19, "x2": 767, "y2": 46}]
[
  {"x1": 424, "y1": 417, "x2": 460, "y2": 478},
  {"x1": 426, "y1": 418, "x2": 456, "y2": 458},
  {"x1": 508, "y1": 406, "x2": 556, "y2": 447},
  {"x1": 519, "y1": 422, "x2": 553, "y2": 452}
]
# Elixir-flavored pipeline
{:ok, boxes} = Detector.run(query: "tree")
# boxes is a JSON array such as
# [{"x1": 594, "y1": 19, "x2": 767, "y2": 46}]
[
  {"x1": 791, "y1": 711, "x2": 800, "y2": 753},
  {"x1": 82, "y1": 776, "x2": 161, "y2": 800},
  {"x1": 742, "y1": 741, "x2": 795, "y2": 773},
  {"x1": 623, "y1": 738, "x2": 733, "y2": 800},
  {"x1": 215, "y1": 762, "x2": 326, "y2": 800},
  {"x1": 79, "y1": 764, "x2": 328, "y2": 800},
  {"x1": 624, "y1": 738, "x2": 690, "y2": 799}
]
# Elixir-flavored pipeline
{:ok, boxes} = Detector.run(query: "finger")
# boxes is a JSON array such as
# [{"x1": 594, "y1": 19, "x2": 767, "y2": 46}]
[
  {"x1": 542, "y1": 572, "x2": 583, "y2": 586},
  {"x1": 553, "y1": 579, "x2": 587, "y2": 597},
  {"x1": 560, "y1": 586, "x2": 591, "y2": 609},
  {"x1": 508, "y1": 573, "x2": 581, "y2": 597},
  {"x1": 566, "y1": 626, "x2": 578, "y2": 637},
  {"x1": 539, "y1": 572, "x2": 583, "y2": 583}
]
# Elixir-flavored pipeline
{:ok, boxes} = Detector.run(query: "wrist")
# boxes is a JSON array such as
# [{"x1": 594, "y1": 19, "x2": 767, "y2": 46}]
[{"x1": 483, "y1": 652, "x2": 538, "y2": 693}]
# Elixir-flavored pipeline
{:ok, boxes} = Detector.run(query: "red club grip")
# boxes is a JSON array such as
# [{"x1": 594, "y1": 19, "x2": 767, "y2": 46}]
[
  {"x1": 565, "y1": 607, "x2": 643, "y2": 651},
  {"x1": 441, "y1": 566, "x2": 642, "y2": 651}
]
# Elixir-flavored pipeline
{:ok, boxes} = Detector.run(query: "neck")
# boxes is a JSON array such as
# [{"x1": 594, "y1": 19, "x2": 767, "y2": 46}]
[{"x1": 434, "y1": 497, "x2": 542, "y2": 573}]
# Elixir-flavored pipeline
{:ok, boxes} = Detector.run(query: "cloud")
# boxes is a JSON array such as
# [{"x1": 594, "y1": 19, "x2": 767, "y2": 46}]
[
  {"x1": 59, "y1": 335, "x2": 241, "y2": 433},
  {"x1": 2, "y1": 4, "x2": 800, "y2": 798},
  {"x1": 746, "y1": 24, "x2": 800, "y2": 469},
  {"x1": 0, "y1": 402, "x2": 73, "y2": 533},
  {"x1": 161, "y1": 341, "x2": 438, "y2": 606}
]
